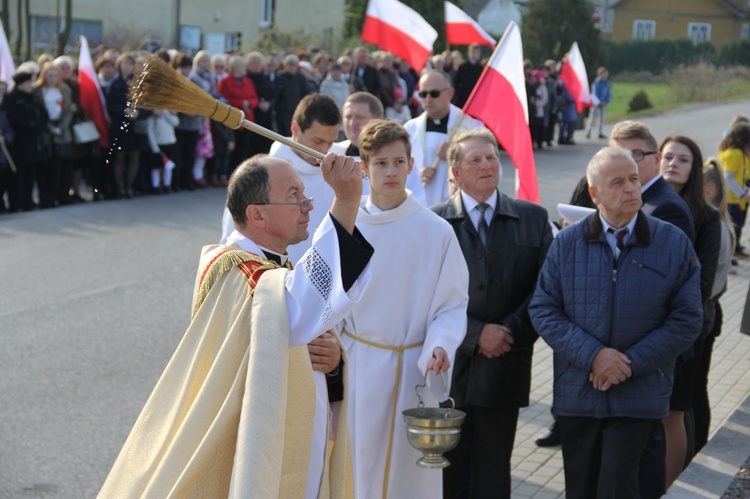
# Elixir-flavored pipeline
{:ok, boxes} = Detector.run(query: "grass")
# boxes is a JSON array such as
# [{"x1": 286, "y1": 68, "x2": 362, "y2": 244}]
[
  {"x1": 605, "y1": 66, "x2": 750, "y2": 122},
  {"x1": 606, "y1": 82, "x2": 675, "y2": 122}
]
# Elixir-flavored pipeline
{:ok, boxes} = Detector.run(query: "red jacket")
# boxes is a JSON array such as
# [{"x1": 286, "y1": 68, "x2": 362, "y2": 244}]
[{"x1": 218, "y1": 74, "x2": 259, "y2": 122}]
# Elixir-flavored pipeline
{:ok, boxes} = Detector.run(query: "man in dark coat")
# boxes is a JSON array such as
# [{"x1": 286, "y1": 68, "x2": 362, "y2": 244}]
[
  {"x1": 3, "y1": 72, "x2": 49, "y2": 211},
  {"x1": 452, "y1": 43, "x2": 484, "y2": 108},
  {"x1": 246, "y1": 51, "x2": 276, "y2": 156},
  {"x1": 352, "y1": 47, "x2": 382, "y2": 101},
  {"x1": 432, "y1": 128, "x2": 552, "y2": 499},
  {"x1": 275, "y1": 55, "x2": 310, "y2": 137}
]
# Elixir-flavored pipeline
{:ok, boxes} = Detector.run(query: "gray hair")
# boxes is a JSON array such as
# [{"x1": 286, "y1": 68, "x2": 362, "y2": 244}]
[
  {"x1": 227, "y1": 155, "x2": 272, "y2": 227},
  {"x1": 447, "y1": 128, "x2": 499, "y2": 168},
  {"x1": 283, "y1": 54, "x2": 299, "y2": 67},
  {"x1": 53, "y1": 55, "x2": 73, "y2": 68},
  {"x1": 586, "y1": 146, "x2": 637, "y2": 188}
]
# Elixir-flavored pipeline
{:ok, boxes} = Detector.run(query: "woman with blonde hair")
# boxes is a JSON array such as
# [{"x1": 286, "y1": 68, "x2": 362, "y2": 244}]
[
  {"x1": 718, "y1": 124, "x2": 750, "y2": 255},
  {"x1": 699, "y1": 159, "x2": 736, "y2": 451},
  {"x1": 105, "y1": 52, "x2": 143, "y2": 198},
  {"x1": 33, "y1": 62, "x2": 73, "y2": 208},
  {"x1": 659, "y1": 135, "x2": 722, "y2": 486}
]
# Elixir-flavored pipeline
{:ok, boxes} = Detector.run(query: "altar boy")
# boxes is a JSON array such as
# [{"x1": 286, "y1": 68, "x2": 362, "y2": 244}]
[{"x1": 340, "y1": 120, "x2": 469, "y2": 499}]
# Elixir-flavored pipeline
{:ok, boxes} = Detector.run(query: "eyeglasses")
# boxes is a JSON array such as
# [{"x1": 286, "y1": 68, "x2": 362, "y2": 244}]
[
  {"x1": 256, "y1": 197, "x2": 314, "y2": 211},
  {"x1": 418, "y1": 88, "x2": 450, "y2": 99},
  {"x1": 631, "y1": 150, "x2": 658, "y2": 162}
]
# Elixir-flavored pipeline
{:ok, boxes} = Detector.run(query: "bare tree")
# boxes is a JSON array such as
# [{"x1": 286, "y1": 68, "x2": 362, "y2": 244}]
[
  {"x1": 14, "y1": 0, "x2": 21, "y2": 56},
  {"x1": 56, "y1": 0, "x2": 72, "y2": 56},
  {"x1": 1, "y1": 0, "x2": 9, "y2": 44},
  {"x1": 23, "y1": 0, "x2": 30, "y2": 60}
]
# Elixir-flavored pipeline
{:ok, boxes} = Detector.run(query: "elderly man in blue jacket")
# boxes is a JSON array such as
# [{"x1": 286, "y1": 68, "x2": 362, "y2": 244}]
[{"x1": 529, "y1": 146, "x2": 702, "y2": 499}]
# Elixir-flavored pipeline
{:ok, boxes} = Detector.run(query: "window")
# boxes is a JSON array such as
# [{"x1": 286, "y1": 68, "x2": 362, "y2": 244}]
[
  {"x1": 688, "y1": 22, "x2": 711, "y2": 43},
  {"x1": 632, "y1": 20, "x2": 656, "y2": 40},
  {"x1": 260, "y1": 0, "x2": 274, "y2": 28},
  {"x1": 31, "y1": 16, "x2": 103, "y2": 50},
  {"x1": 742, "y1": 23, "x2": 750, "y2": 40}
]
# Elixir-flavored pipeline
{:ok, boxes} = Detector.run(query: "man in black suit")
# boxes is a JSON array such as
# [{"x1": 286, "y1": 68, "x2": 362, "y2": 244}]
[
  {"x1": 246, "y1": 51, "x2": 276, "y2": 156},
  {"x1": 610, "y1": 120, "x2": 695, "y2": 241},
  {"x1": 352, "y1": 47, "x2": 382, "y2": 102},
  {"x1": 452, "y1": 43, "x2": 484, "y2": 108},
  {"x1": 610, "y1": 120, "x2": 695, "y2": 499},
  {"x1": 433, "y1": 128, "x2": 553, "y2": 499}
]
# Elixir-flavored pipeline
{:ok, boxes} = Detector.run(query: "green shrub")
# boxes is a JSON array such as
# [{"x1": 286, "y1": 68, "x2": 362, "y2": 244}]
[
  {"x1": 628, "y1": 90, "x2": 653, "y2": 112},
  {"x1": 720, "y1": 40, "x2": 750, "y2": 66},
  {"x1": 604, "y1": 39, "x2": 718, "y2": 75}
]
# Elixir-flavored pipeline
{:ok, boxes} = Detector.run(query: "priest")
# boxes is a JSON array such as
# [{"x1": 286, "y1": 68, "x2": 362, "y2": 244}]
[
  {"x1": 339, "y1": 120, "x2": 468, "y2": 499},
  {"x1": 99, "y1": 152, "x2": 373, "y2": 499}
]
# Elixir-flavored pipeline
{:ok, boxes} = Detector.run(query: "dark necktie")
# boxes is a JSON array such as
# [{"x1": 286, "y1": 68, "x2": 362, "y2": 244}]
[
  {"x1": 477, "y1": 203, "x2": 489, "y2": 247},
  {"x1": 609, "y1": 227, "x2": 629, "y2": 261}
]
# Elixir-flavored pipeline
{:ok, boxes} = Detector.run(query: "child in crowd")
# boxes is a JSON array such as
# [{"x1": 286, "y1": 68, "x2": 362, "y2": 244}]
[
  {"x1": 385, "y1": 87, "x2": 411, "y2": 125},
  {"x1": 146, "y1": 110, "x2": 179, "y2": 194}
]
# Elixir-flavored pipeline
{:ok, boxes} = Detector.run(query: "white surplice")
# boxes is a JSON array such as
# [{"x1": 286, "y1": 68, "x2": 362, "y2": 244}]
[
  {"x1": 404, "y1": 104, "x2": 484, "y2": 207},
  {"x1": 227, "y1": 213, "x2": 371, "y2": 499},
  {"x1": 100, "y1": 213, "x2": 370, "y2": 499},
  {"x1": 341, "y1": 193, "x2": 468, "y2": 499}
]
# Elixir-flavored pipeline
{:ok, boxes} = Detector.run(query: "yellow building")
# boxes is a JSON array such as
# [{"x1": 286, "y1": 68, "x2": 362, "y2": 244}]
[
  {"x1": 2, "y1": 0, "x2": 345, "y2": 55},
  {"x1": 610, "y1": 0, "x2": 750, "y2": 48}
]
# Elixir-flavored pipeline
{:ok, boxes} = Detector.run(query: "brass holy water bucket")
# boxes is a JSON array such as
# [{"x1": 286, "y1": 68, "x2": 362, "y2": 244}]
[{"x1": 402, "y1": 371, "x2": 466, "y2": 469}]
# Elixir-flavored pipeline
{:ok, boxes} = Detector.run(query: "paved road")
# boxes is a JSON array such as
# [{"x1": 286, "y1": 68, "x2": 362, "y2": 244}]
[{"x1": 1, "y1": 101, "x2": 748, "y2": 498}]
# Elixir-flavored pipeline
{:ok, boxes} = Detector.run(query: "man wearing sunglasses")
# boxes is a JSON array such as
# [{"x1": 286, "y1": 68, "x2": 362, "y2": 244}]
[{"x1": 405, "y1": 70, "x2": 483, "y2": 206}]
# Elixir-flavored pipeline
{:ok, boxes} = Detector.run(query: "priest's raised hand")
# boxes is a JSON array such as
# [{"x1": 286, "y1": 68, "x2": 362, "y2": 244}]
[{"x1": 319, "y1": 152, "x2": 362, "y2": 234}]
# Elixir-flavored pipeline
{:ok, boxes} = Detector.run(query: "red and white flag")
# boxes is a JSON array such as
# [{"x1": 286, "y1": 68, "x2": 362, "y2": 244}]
[
  {"x1": 558, "y1": 41, "x2": 592, "y2": 114},
  {"x1": 445, "y1": 1, "x2": 495, "y2": 48},
  {"x1": 462, "y1": 21, "x2": 539, "y2": 203},
  {"x1": 361, "y1": 0, "x2": 437, "y2": 71},
  {"x1": 77, "y1": 35, "x2": 110, "y2": 148},
  {"x1": 0, "y1": 21, "x2": 15, "y2": 89}
]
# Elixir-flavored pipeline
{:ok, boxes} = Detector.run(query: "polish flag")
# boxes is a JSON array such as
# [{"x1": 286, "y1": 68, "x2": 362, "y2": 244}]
[
  {"x1": 462, "y1": 21, "x2": 539, "y2": 203},
  {"x1": 0, "y1": 21, "x2": 14, "y2": 89},
  {"x1": 361, "y1": 0, "x2": 437, "y2": 71},
  {"x1": 77, "y1": 35, "x2": 110, "y2": 148},
  {"x1": 558, "y1": 41, "x2": 592, "y2": 114},
  {"x1": 445, "y1": 2, "x2": 495, "y2": 48}
]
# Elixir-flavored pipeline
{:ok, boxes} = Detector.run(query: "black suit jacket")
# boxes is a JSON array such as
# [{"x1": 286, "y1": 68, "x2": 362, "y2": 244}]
[
  {"x1": 641, "y1": 176, "x2": 695, "y2": 243},
  {"x1": 432, "y1": 190, "x2": 553, "y2": 408},
  {"x1": 356, "y1": 65, "x2": 381, "y2": 98},
  {"x1": 452, "y1": 61, "x2": 484, "y2": 108}
]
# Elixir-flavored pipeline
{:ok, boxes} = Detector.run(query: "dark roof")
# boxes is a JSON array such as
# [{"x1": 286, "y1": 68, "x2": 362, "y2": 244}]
[{"x1": 463, "y1": 0, "x2": 489, "y2": 19}]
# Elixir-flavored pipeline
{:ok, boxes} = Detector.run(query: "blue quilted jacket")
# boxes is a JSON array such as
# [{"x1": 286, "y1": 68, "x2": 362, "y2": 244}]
[{"x1": 529, "y1": 212, "x2": 702, "y2": 419}]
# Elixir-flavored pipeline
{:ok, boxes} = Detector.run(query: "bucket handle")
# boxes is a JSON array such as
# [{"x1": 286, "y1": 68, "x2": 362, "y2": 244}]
[{"x1": 415, "y1": 370, "x2": 455, "y2": 416}]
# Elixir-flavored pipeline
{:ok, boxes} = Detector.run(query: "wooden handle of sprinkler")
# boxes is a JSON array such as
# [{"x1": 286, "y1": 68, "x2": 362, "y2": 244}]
[
  {"x1": 209, "y1": 98, "x2": 366, "y2": 177},
  {"x1": 240, "y1": 119, "x2": 325, "y2": 161}
]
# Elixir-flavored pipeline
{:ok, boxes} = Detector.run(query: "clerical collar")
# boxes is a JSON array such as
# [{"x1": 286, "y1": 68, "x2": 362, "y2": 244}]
[
  {"x1": 257, "y1": 245, "x2": 289, "y2": 267},
  {"x1": 426, "y1": 115, "x2": 449, "y2": 133},
  {"x1": 345, "y1": 143, "x2": 360, "y2": 157}
]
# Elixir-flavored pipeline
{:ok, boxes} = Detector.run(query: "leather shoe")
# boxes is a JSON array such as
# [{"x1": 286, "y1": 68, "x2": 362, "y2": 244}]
[{"x1": 535, "y1": 426, "x2": 561, "y2": 447}]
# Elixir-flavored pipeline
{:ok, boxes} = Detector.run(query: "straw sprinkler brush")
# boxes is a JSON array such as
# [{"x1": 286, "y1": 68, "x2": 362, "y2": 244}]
[{"x1": 129, "y1": 55, "x2": 365, "y2": 177}]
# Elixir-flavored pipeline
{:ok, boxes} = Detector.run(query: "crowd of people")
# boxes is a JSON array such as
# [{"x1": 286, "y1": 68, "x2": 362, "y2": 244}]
[
  {"x1": 0, "y1": 42, "x2": 601, "y2": 214},
  {"x1": 5, "y1": 40, "x2": 748, "y2": 499}
]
